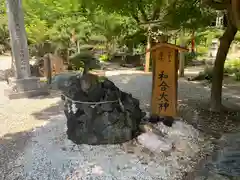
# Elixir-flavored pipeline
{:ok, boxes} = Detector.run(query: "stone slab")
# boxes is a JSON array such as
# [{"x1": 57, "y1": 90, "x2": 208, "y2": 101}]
[
  {"x1": 4, "y1": 89, "x2": 49, "y2": 99},
  {"x1": 4, "y1": 76, "x2": 49, "y2": 99}
]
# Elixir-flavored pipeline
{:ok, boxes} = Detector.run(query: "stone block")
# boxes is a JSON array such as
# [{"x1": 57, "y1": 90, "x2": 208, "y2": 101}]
[
  {"x1": 137, "y1": 132, "x2": 173, "y2": 153},
  {"x1": 4, "y1": 76, "x2": 49, "y2": 99}
]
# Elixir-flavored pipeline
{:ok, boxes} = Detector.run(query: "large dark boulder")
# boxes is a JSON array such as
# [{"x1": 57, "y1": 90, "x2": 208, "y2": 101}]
[{"x1": 60, "y1": 73, "x2": 145, "y2": 145}]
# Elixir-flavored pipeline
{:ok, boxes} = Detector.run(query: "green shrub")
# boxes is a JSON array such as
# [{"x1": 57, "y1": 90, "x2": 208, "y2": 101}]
[
  {"x1": 185, "y1": 52, "x2": 197, "y2": 65},
  {"x1": 224, "y1": 58, "x2": 240, "y2": 74},
  {"x1": 99, "y1": 54, "x2": 110, "y2": 62},
  {"x1": 234, "y1": 72, "x2": 240, "y2": 81},
  {"x1": 224, "y1": 67, "x2": 237, "y2": 74},
  {"x1": 79, "y1": 44, "x2": 94, "y2": 51},
  {"x1": 69, "y1": 51, "x2": 99, "y2": 72},
  {"x1": 196, "y1": 46, "x2": 208, "y2": 56},
  {"x1": 198, "y1": 66, "x2": 214, "y2": 81},
  {"x1": 69, "y1": 53, "x2": 85, "y2": 70},
  {"x1": 0, "y1": 44, "x2": 5, "y2": 54},
  {"x1": 135, "y1": 66, "x2": 144, "y2": 71},
  {"x1": 229, "y1": 59, "x2": 240, "y2": 68},
  {"x1": 190, "y1": 66, "x2": 213, "y2": 81}
]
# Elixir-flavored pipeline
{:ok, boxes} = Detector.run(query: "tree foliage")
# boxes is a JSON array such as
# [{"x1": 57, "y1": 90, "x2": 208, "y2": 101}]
[{"x1": 0, "y1": 0, "x2": 219, "y2": 56}]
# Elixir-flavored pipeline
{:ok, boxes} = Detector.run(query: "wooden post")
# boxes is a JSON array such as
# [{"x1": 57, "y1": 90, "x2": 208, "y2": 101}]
[
  {"x1": 46, "y1": 54, "x2": 52, "y2": 84},
  {"x1": 148, "y1": 43, "x2": 188, "y2": 117},
  {"x1": 144, "y1": 26, "x2": 151, "y2": 72},
  {"x1": 179, "y1": 30, "x2": 186, "y2": 77}
]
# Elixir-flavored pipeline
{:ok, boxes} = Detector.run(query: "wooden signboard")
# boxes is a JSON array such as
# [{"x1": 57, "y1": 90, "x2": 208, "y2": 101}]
[
  {"x1": 43, "y1": 53, "x2": 64, "y2": 77},
  {"x1": 148, "y1": 43, "x2": 188, "y2": 117}
]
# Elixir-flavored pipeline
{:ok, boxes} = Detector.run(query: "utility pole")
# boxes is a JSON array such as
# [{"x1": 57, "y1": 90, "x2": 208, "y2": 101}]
[{"x1": 5, "y1": 0, "x2": 48, "y2": 99}]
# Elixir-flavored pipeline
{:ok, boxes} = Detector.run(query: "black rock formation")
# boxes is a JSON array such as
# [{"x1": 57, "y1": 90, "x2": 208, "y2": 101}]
[{"x1": 60, "y1": 73, "x2": 145, "y2": 145}]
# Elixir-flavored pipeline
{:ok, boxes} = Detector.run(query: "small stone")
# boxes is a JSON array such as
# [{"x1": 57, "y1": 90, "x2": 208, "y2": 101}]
[
  {"x1": 137, "y1": 132, "x2": 173, "y2": 153},
  {"x1": 61, "y1": 147, "x2": 67, "y2": 151}
]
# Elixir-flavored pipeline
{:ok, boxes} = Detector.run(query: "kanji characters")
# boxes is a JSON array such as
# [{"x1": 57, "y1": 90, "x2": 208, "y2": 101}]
[
  {"x1": 159, "y1": 81, "x2": 169, "y2": 91},
  {"x1": 158, "y1": 71, "x2": 168, "y2": 81},
  {"x1": 158, "y1": 102, "x2": 169, "y2": 112}
]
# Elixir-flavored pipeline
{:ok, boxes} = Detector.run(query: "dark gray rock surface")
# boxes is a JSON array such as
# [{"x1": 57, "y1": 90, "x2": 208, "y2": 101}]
[{"x1": 60, "y1": 73, "x2": 145, "y2": 145}]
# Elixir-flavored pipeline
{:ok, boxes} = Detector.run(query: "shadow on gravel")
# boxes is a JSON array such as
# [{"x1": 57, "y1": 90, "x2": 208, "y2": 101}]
[
  {"x1": 0, "y1": 114, "x2": 67, "y2": 180},
  {"x1": 0, "y1": 99, "x2": 65, "y2": 179},
  {"x1": 31, "y1": 100, "x2": 63, "y2": 121},
  {"x1": 0, "y1": 130, "x2": 33, "y2": 180}
]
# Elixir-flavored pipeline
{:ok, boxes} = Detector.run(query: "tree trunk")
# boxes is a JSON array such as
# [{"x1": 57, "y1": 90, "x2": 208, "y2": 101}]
[
  {"x1": 232, "y1": 0, "x2": 240, "y2": 29},
  {"x1": 210, "y1": 16, "x2": 237, "y2": 112},
  {"x1": 191, "y1": 31, "x2": 195, "y2": 53},
  {"x1": 144, "y1": 32, "x2": 151, "y2": 72}
]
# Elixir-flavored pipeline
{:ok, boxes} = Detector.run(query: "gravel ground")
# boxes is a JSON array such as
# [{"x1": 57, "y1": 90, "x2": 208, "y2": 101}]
[
  {"x1": 0, "y1": 70, "x2": 240, "y2": 180},
  {"x1": 5, "y1": 114, "x2": 211, "y2": 180},
  {"x1": 0, "y1": 81, "x2": 62, "y2": 180}
]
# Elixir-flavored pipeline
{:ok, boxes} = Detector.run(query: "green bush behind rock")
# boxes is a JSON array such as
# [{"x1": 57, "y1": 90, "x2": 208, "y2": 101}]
[{"x1": 69, "y1": 50, "x2": 100, "y2": 74}]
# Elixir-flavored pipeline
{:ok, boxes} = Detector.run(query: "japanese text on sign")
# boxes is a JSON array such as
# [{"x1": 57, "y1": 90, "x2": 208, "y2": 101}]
[{"x1": 158, "y1": 70, "x2": 170, "y2": 113}]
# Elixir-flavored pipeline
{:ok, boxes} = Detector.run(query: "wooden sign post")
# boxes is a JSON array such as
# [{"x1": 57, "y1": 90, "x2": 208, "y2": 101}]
[
  {"x1": 148, "y1": 43, "x2": 188, "y2": 117},
  {"x1": 43, "y1": 53, "x2": 64, "y2": 77}
]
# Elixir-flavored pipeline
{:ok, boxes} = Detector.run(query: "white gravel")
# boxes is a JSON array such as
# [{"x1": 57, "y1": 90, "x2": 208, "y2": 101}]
[
  {"x1": 8, "y1": 113, "x2": 210, "y2": 180},
  {"x1": 1, "y1": 70, "x2": 216, "y2": 180}
]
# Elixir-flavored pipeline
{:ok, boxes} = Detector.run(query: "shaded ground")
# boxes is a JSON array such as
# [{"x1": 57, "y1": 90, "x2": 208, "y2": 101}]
[
  {"x1": 0, "y1": 69, "x2": 240, "y2": 179},
  {"x1": 0, "y1": 81, "x2": 62, "y2": 179}
]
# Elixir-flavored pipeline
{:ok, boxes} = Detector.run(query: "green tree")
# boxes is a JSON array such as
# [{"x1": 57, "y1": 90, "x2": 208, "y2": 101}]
[
  {"x1": 91, "y1": 11, "x2": 133, "y2": 55},
  {"x1": 0, "y1": 2, "x2": 10, "y2": 51},
  {"x1": 0, "y1": 14, "x2": 10, "y2": 51},
  {"x1": 203, "y1": 0, "x2": 239, "y2": 112},
  {"x1": 90, "y1": 0, "x2": 216, "y2": 70}
]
